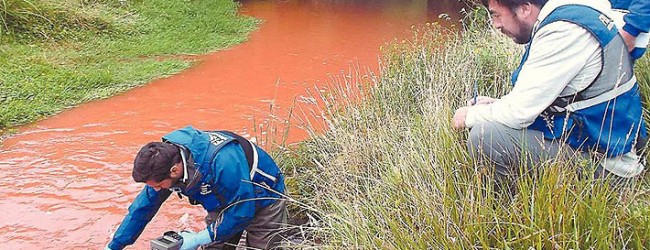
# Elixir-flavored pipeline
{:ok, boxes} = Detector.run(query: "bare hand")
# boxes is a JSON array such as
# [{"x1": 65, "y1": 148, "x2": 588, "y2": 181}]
[
  {"x1": 452, "y1": 107, "x2": 469, "y2": 129},
  {"x1": 466, "y1": 96, "x2": 496, "y2": 106},
  {"x1": 619, "y1": 28, "x2": 636, "y2": 52}
]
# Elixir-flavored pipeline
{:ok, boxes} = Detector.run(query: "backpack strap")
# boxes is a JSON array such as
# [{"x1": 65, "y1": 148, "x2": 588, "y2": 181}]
[
  {"x1": 219, "y1": 131, "x2": 277, "y2": 183},
  {"x1": 219, "y1": 131, "x2": 255, "y2": 171}
]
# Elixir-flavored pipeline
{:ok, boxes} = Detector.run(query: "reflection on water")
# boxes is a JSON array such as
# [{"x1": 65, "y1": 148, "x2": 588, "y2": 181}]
[{"x1": 0, "y1": 0, "x2": 464, "y2": 248}]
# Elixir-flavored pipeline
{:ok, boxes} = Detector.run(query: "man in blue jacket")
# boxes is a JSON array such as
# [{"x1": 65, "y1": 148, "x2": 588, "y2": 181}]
[
  {"x1": 611, "y1": 0, "x2": 650, "y2": 60},
  {"x1": 106, "y1": 126, "x2": 287, "y2": 250}
]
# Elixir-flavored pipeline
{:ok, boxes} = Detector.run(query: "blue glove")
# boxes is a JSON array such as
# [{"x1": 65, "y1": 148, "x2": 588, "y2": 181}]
[{"x1": 179, "y1": 229, "x2": 212, "y2": 250}]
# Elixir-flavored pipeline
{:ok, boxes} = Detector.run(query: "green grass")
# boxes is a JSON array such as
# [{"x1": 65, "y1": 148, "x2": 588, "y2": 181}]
[
  {"x1": 0, "y1": 0, "x2": 258, "y2": 130},
  {"x1": 278, "y1": 10, "x2": 650, "y2": 249}
]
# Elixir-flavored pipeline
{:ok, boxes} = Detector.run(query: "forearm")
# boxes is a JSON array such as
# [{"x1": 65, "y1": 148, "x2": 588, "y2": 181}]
[
  {"x1": 623, "y1": 0, "x2": 650, "y2": 34},
  {"x1": 108, "y1": 187, "x2": 171, "y2": 249},
  {"x1": 465, "y1": 99, "x2": 541, "y2": 129}
]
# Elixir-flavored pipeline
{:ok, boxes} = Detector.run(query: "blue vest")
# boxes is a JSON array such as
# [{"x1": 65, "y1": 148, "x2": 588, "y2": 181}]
[{"x1": 512, "y1": 4, "x2": 647, "y2": 157}]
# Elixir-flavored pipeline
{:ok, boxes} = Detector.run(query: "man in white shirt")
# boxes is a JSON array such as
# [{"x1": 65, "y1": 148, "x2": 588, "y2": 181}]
[{"x1": 452, "y1": 0, "x2": 647, "y2": 190}]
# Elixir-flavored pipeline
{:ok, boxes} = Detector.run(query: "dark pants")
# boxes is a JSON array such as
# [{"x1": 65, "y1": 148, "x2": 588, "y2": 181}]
[
  {"x1": 203, "y1": 199, "x2": 288, "y2": 249},
  {"x1": 467, "y1": 122, "x2": 636, "y2": 192}
]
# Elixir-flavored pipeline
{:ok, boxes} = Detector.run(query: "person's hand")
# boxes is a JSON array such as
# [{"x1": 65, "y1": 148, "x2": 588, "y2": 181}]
[
  {"x1": 467, "y1": 96, "x2": 496, "y2": 106},
  {"x1": 179, "y1": 230, "x2": 212, "y2": 250},
  {"x1": 452, "y1": 107, "x2": 469, "y2": 129},
  {"x1": 619, "y1": 28, "x2": 636, "y2": 52}
]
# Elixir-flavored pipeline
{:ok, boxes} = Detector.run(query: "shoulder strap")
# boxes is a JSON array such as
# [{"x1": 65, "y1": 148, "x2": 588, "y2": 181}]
[{"x1": 218, "y1": 130, "x2": 255, "y2": 171}]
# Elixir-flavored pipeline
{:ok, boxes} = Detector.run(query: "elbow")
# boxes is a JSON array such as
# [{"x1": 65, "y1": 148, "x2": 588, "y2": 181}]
[{"x1": 498, "y1": 110, "x2": 537, "y2": 130}]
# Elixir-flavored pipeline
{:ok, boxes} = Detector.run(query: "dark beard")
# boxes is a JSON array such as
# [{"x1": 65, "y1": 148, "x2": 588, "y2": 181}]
[{"x1": 512, "y1": 16, "x2": 533, "y2": 44}]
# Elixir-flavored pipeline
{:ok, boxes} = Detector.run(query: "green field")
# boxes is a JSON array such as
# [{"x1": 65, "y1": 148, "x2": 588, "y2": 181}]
[{"x1": 0, "y1": 0, "x2": 257, "y2": 131}]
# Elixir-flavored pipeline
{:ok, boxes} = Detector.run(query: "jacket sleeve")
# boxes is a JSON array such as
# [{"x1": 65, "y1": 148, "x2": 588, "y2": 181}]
[
  {"x1": 622, "y1": 0, "x2": 650, "y2": 35},
  {"x1": 206, "y1": 142, "x2": 256, "y2": 242},
  {"x1": 108, "y1": 186, "x2": 172, "y2": 250},
  {"x1": 466, "y1": 22, "x2": 600, "y2": 129}
]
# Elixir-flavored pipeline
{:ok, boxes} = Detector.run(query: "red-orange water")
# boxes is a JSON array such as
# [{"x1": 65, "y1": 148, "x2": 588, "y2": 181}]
[{"x1": 0, "y1": 0, "x2": 462, "y2": 248}]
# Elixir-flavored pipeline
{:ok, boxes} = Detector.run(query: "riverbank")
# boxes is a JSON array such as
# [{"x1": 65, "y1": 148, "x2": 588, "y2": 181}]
[
  {"x1": 282, "y1": 13, "x2": 650, "y2": 249},
  {"x1": 0, "y1": 0, "x2": 257, "y2": 132}
]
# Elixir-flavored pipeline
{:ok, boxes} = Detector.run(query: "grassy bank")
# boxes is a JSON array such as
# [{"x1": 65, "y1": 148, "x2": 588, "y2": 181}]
[
  {"x1": 0, "y1": 0, "x2": 257, "y2": 130},
  {"x1": 281, "y1": 12, "x2": 650, "y2": 249}
]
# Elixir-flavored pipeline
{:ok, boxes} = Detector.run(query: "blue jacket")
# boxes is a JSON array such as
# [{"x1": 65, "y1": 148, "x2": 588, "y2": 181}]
[
  {"x1": 513, "y1": 4, "x2": 647, "y2": 157},
  {"x1": 108, "y1": 126, "x2": 285, "y2": 249},
  {"x1": 610, "y1": 0, "x2": 650, "y2": 58}
]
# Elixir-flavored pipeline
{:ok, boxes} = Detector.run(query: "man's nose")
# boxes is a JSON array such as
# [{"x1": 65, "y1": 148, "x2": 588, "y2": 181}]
[{"x1": 492, "y1": 19, "x2": 502, "y2": 30}]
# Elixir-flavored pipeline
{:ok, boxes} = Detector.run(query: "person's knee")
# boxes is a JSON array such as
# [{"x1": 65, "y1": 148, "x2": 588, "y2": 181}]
[
  {"x1": 467, "y1": 122, "x2": 507, "y2": 155},
  {"x1": 467, "y1": 122, "x2": 518, "y2": 179}
]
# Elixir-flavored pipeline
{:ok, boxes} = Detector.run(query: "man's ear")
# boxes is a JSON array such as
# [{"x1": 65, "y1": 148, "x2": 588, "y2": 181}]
[
  {"x1": 170, "y1": 163, "x2": 182, "y2": 178},
  {"x1": 516, "y1": 2, "x2": 533, "y2": 18}
]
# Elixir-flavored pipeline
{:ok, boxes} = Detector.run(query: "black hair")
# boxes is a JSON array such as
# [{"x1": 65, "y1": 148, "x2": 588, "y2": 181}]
[
  {"x1": 482, "y1": 0, "x2": 548, "y2": 11},
  {"x1": 132, "y1": 142, "x2": 181, "y2": 183}
]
